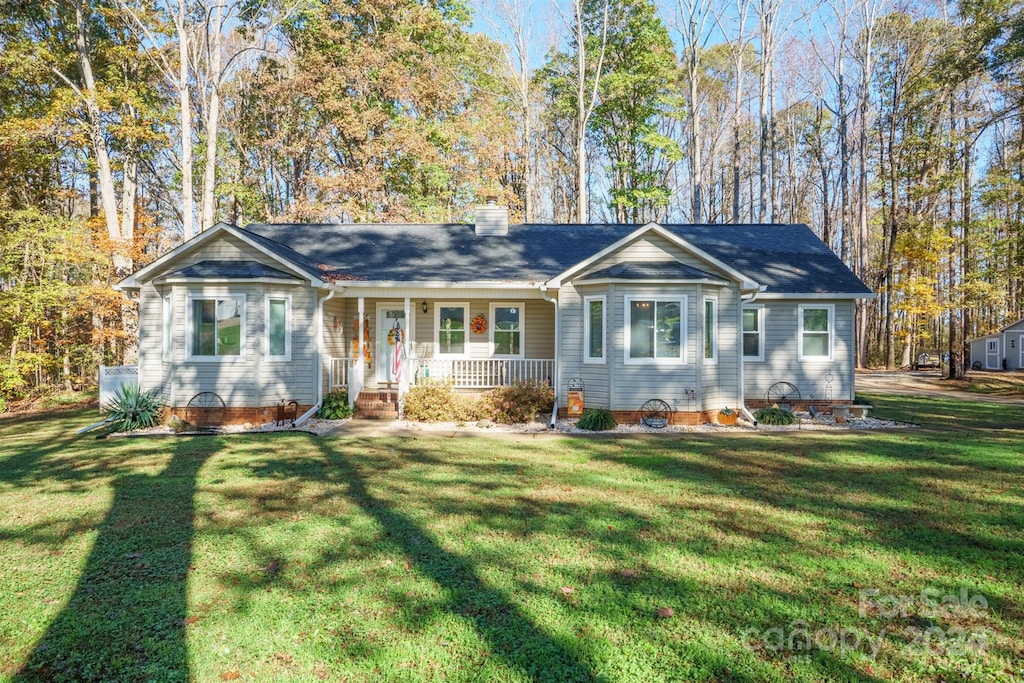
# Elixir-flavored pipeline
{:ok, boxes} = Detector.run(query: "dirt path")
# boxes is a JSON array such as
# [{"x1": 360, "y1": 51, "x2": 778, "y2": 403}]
[{"x1": 856, "y1": 371, "x2": 1024, "y2": 406}]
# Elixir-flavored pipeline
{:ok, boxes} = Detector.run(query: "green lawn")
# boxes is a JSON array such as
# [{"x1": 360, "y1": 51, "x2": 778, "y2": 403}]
[{"x1": 1, "y1": 396, "x2": 1022, "y2": 682}]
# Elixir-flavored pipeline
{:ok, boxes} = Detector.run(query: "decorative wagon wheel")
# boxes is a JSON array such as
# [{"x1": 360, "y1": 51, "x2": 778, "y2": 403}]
[
  {"x1": 185, "y1": 391, "x2": 225, "y2": 428},
  {"x1": 639, "y1": 398, "x2": 671, "y2": 429},
  {"x1": 765, "y1": 381, "x2": 801, "y2": 405}
]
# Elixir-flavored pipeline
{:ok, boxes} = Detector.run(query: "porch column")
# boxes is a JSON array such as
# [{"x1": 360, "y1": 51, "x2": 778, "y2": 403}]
[{"x1": 399, "y1": 297, "x2": 411, "y2": 406}]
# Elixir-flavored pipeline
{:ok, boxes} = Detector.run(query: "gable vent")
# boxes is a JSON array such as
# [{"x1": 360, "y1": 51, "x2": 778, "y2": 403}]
[{"x1": 474, "y1": 197, "x2": 508, "y2": 236}]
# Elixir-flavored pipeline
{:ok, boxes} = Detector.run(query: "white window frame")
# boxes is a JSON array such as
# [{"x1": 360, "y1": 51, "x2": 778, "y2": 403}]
[
  {"x1": 187, "y1": 293, "x2": 247, "y2": 361},
  {"x1": 798, "y1": 304, "x2": 834, "y2": 361},
  {"x1": 434, "y1": 301, "x2": 469, "y2": 358},
  {"x1": 583, "y1": 295, "x2": 606, "y2": 364},
  {"x1": 742, "y1": 304, "x2": 764, "y2": 361},
  {"x1": 162, "y1": 293, "x2": 172, "y2": 360},
  {"x1": 489, "y1": 302, "x2": 525, "y2": 358},
  {"x1": 624, "y1": 295, "x2": 688, "y2": 366},
  {"x1": 703, "y1": 296, "x2": 718, "y2": 365},
  {"x1": 264, "y1": 294, "x2": 292, "y2": 362}
]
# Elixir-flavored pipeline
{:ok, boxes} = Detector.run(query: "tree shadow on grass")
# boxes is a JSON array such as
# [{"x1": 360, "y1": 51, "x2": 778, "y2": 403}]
[
  {"x1": 15, "y1": 439, "x2": 213, "y2": 683},
  {"x1": 248, "y1": 438, "x2": 606, "y2": 682}
]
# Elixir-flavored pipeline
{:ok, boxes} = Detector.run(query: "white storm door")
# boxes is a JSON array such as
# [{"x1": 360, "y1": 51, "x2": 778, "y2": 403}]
[{"x1": 377, "y1": 305, "x2": 407, "y2": 384}]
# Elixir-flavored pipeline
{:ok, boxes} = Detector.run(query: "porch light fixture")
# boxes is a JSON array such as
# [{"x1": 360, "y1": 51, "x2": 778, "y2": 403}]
[{"x1": 421, "y1": 300, "x2": 428, "y2": 313}]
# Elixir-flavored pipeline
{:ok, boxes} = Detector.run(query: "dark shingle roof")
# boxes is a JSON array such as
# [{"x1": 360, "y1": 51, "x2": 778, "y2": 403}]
[
  {"x1": 238, "y1": 222, "x2": 870, "y2": 295},
  {"x1": 162, "y1": 260, "x2": 302, "y2": 281},
  {"x1": 577, "y1": 260, "x2": 720, "y2": 282}
]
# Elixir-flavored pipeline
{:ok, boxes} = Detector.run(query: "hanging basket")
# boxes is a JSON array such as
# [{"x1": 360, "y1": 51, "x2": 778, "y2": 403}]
[{"x1": 470, "y1": 314, "x2": 487, "y2": 334}]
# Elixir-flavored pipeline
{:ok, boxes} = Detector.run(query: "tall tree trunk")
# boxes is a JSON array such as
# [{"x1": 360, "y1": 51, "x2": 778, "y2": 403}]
[
  {"x1": 73, "y1": 0, "x2": 126, "y2": 270},
  {"x1": 200, "y1": 0, "x2": 223, "y2": 231},
  {"x1": 178, "y1": 0, "x2": 195, "y2": 237}
]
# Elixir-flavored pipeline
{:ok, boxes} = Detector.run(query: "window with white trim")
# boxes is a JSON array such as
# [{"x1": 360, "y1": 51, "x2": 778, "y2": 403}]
[
  {"x1": 703, "y1": 297, "x2": 717, "y2": 363},
  {"x1": 742, "y1": 305, "x2": 763, "y2": 360},
  {"x1": 162, "y1": 294, "x2": 173, "y2": 359},
  {"x1": 189, "y1": 295, "x2": 245, "y2": 358},
  {"x1": 625, "y1": 297, "x2": 687, "y2": 363},
  {"x1": 436, "y1": 303, "x2": 467, "y2": 357},
  {"x1": 584, "y1": 295, "x2": 606, "y2": 363},
  {"x1": 799, "y1": 304, "x2": 833, "y2": 360},
  {"x1": 490, "y1": 303, "x2": 523, "y2": 357},
  {"x1": 265, "y1": 295, "x2": 291, "y2": 360}
]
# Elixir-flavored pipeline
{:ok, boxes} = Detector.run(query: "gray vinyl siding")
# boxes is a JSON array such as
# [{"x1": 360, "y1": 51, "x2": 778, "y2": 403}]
[
  {"x1": 559, "y1": 282, "x2": 745, "y2": 413},
  {"x1": 138, "y1": 283, "x2": 170, "y2": 402},
  {"x1": 609, "y1": 285, "x2": 700, "y2": 414},
  {"x1": 564, "y1": 284, "x2": 609, "y2": 408},
  {"x1": 702, "y1": 285, "x2": 741, "y2": 410},
  {"x1": 743, "y1": 300, "x2": 856, "y2": 403},
  {"x1": 969, "y1": 336, "x2": 996, "y2": 369},
  {"x1": 584, "y1": 234, "x2": 733, "y2": 280},
  {"x1": 140, "y1": 280, "x2": 314, "y2": 409},
  {"x1": 1003, "y1": 320, "x2": 1024, "y2": 370}
]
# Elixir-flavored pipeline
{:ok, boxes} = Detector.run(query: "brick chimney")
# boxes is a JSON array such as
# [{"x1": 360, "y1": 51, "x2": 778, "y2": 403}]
[{"x1": 474, "y1": 196, "x2": 508, "y2": 236}]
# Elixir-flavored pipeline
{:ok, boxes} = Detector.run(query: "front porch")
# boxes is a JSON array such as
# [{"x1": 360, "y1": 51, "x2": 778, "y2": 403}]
[
  {"x1": 322, "y1": 293, "x2": 556, "y2": 414},
  {"x1": 329, "y1": 357, "x2": 554, "y2": 392}
]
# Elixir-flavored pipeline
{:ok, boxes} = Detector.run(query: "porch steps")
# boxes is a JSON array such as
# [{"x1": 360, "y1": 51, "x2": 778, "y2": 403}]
[{"x1": 355, "y1": 391, "x2": 399, "y2": 420}]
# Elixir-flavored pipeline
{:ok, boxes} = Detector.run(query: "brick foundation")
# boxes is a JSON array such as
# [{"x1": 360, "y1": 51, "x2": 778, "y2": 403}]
[
  {"x1": 745, "y1": 399, "x2": 851, "y2": 413},
  {"x1": 165, "y1": 405, "x2": 314, "y2": 426},
  {"x1": 558, "y1": 407, "x2": 722, "y2": 426},
  {"x1": 558, "y1": 400, "x2": 854, "y2": 426}
]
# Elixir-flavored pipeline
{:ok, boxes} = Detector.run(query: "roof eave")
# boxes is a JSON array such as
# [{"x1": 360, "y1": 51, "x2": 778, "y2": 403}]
[
  {"x1": 572, "y1": 277, "x2": 732, "y2": 287},
  {"x1": 547, "y1": 222, "x2": 760, "y2": 289},
  {"x1": 756, "y1": 291, "x2": 875, "y2": 300},
  {"x1": 117, "y1": 222, "x2": 325, "y2": 289}
]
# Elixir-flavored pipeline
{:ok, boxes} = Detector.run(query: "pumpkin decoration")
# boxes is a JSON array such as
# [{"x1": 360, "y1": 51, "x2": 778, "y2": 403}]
[{"x1": 470, "y1": 314, "x2": 487, "y2": 334}]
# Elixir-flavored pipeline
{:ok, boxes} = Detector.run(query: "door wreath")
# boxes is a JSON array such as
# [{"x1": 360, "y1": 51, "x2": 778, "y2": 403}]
[{"x1": 470, "y1": 314, "x2": 487, "y2": 334}]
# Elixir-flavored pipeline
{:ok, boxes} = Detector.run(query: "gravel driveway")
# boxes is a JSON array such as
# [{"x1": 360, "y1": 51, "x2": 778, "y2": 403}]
[{"x1": 857, "y1": 370, "x2": 1024, "y2": 406}]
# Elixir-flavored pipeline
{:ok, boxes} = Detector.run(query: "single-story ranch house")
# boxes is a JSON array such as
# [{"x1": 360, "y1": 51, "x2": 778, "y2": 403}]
[
  {"x1": 967, "y1": 316, "x2": 1024, "y2": 371},
  {"x1": 116, "y1": 202, "x2": 873, "y2": 425}
]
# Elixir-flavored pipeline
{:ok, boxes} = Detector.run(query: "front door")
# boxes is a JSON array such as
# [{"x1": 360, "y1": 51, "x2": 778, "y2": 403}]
[
  {"x1": 377, "y1": 305, "x2": 407, "y2": 384},
  {"x1": 986, "y1": 338, "x2": 1001, "y2": 370}
]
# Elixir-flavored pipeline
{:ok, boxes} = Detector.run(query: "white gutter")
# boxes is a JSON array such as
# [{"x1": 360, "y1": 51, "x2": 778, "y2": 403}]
[
  {"x1": 295, "y1": 288, "x2": 337, "y2": 426},
  {"x1": 737, "y1": 285, "x2": 767, "y2": 427},
  {"x1": 540, "y1": 284, "x2": 559, "y2": 428}
]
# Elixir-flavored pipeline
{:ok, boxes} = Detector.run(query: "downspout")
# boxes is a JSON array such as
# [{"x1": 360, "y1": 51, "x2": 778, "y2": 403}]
[
  {"x1": 540, "y1": 284, "x2": 559, "y2": 428},
  {"x1": 737, "y1": 284, "x2": 766, "y2": 426},
  {"x1": 295, "y1": 287, "x2": 337, "y2": 426}
]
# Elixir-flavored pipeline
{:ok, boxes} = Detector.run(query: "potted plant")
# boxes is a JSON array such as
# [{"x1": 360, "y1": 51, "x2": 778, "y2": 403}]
[{"x1": 717, "y1": 406, "x2": 738, "y2": 426}]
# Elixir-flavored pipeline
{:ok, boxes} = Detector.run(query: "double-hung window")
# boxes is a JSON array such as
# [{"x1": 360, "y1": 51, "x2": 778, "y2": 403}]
[
  {"x1": 584, "y1": 295, "x2": 606, "y2": 363},
  {"x1": 490, "y1": 303, "x2": 523, "y2": 357},
  {"x1": 742, "y1": 305, "x2": 764, "y2": 360},
  {"x1": 265, "y1": 295, "x2": 291, "y2": 361},
  {"x1": 162, "y1": 294, "x2": 172, "y2": 359},
  {"x1": 189, "y1": 295, "x2": 245, "y2": 358},
  {"x1": 799, "y1": 304, "x2": 833, "y2": 360},
  {"x1": 703, "y1": 297, "x2": 717, "y2": 364},
  {"x1": 436, "y1": 303, "x2": 468, "y2": 357},
  {"x1": 625, "y1": 297, "x2": 686, "y2": 364}
]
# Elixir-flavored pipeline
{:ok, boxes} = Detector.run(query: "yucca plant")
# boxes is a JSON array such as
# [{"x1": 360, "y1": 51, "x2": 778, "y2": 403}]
[
  {"x1": 105, "y1": 384, "x2": 166, "y2": 432},
  {"x1": 576, "y1": 408, "x2": 617, "y2": 431}
]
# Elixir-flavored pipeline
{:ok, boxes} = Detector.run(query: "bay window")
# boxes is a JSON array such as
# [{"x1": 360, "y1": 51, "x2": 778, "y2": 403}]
[{"x1": 625, "y1": 297, "x2": 686, "y2": 364}]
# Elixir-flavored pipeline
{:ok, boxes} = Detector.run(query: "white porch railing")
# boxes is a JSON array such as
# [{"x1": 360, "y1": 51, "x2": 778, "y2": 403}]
[
  {"x1": 329, "y1": 357, "x2": 351, "y2": 391},
  {"x1": 99, "y1": 365, "x2": 139, "y2": 408},
  {"x1": 327, "y1": 357, "x2": 554, "y2": 391},
  {"x1": 413, "y1": 358, "x2": 554, "y2": 388}
]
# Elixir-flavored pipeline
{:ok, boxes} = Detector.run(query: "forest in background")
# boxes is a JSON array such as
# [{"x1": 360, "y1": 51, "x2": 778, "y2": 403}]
[{"x1": 0, "y1": 0, "x2": 1021, "y2": 406}]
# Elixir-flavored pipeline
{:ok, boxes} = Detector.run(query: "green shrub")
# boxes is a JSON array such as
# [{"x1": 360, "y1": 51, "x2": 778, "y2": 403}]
[
  {"x1": 754, "y1": 406, "x2": 798, "y2": 425},
  {"x1": 105, "y1": 384, "x2": 166, "y2": 432},
  {"x1": 576, "y1": 408, "x2": 617, "y2": 431},
  {"x1": 402, "y1": 380, "x2": 487, "y2": 422},
  {"x1": 485, "y1": 381, "x2": 555, "y2": 424},
  {"x1": 317, "y1": 390, "x2": 355, "y2": 419}
]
